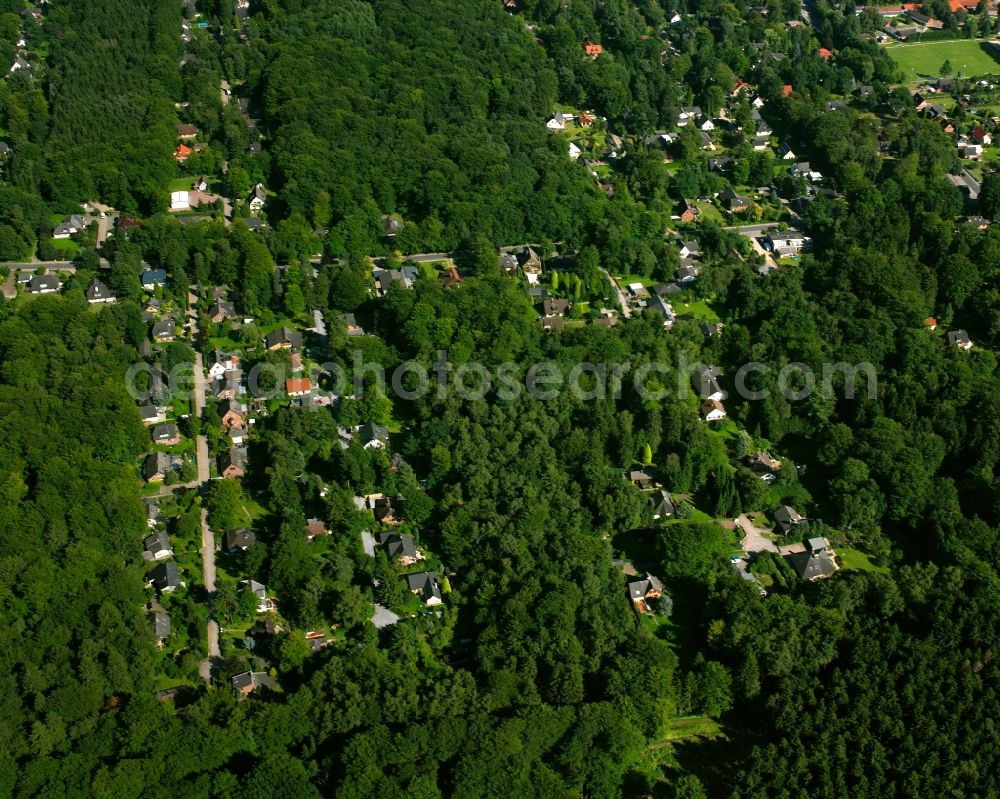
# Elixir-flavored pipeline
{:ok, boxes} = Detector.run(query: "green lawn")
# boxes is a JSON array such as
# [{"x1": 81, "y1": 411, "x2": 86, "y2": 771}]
[
  {"x1": 169, "y1": 177, "x2": 197, "y2": 192},
  {"x1": 50, "y1": 238, "x2": 80, "y2": 254},
  {"x1": 837, "y1": 546, "x2": 889, "y2": 574},
  {"x1": 660, "y1": 715, "x2": 724, "y2": 743},
  {"x1": 884, "y1": 39, "x2": 1000, "y2": 83},
  {"x1": 673, "y1": 299, "x2": 720, "y2": 323}
]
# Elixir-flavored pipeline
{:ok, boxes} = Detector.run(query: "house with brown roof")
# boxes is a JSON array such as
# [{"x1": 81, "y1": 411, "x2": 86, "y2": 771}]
[
  {"x1": 285, "y1": 377, "x2": 312, "y2": 397},
  {"x1": 218, "y1": 446, "x2": 247, "y2": 479},
  {"x1": 220, "y1": 399, "x2": 246, "y2": 430}
]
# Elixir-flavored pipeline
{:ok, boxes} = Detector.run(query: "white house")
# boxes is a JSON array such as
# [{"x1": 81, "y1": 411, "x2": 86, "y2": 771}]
[
  {"x1": 546, "y1": 115, "x2": 566, "y2": 131},
  {"x1": 701, "y1": 399, "x2": 727, "y2": 421},
  {"x1": 248, "y1": 184, "x2": 266, "y2": 212},
  {"x1": 568, "y1": 141, "x2": 582, "y2": 161},
  {"x1": 170, "y1": 191, "x2": 190, "y2": 211}
]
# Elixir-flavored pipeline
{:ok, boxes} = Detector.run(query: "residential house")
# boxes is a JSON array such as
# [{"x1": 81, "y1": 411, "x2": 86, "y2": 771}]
[
  {"x1": 778, "y1": 141, "x2": 796, "y2": 159},
  {"x1": 170, "y1": 191, "x2": 189, "y2": 211},
  {"x1": 752, "y1": 135, "x2": 770, "y2": 151},
  {"x1": 225, "y1": 528, "x2": 256, "y2": 551},
  {"x1": 143, "y1": 530, "x2": 173, "y2": 561},
  {"x1": 540, "y1": 314, "x2": 564, "y2": 332},
  {"x1": 147, "y1": 561, "x2": 180, "y2": 593},
  {"x1": 174, "y1": 143, "x2": 192, "y2": 162},
  {"x1": 153, "y1": 611, "x2": 171, "y2": 644},
  {"x1": 650, "y1": 490, "x2": 674, "y2": 519},
  {"x1": 177, "y1": 123, "x2": 198, "y2": 140},
  {"x1": 206, "y1": 352, "x2": 239, "y2": 379},
  {"x1": 305, "y1": 518, "x2": 328, "y2": 540},
  {"x1": 542, "y1": 298, "x2": 570, "y2": 317},
  {"x1": 52, "y1": 214, "x2": 86, "y2": 239},
  {"x1": 354, "y1": 493, "x2": 398, "y2": 523},
  {"x1": 139, "y1": 404, "x2": 166, "y2": 425},
  {"x1": 152, "y1": 423, "x2": 181, "y2": 446},
  {"x1": 701, "y1": 399, "x2": 727, "y2": 421},
  {"x1": 568, "y1": 140, "x2": 582, "y2": 160},
  {"x1": 948, "y1": 329, "x2": 973, "y2": 350},
  {"x1": 232, "y1": 671, "x2": 276, "y2": 697},
  {"x1": 676, "y1": 265, "x2": 700, "y2": 283},
  {"x1": 791, "y1": 162, "x2": 823, "y2": 182},
  {"x1": 211, "y1": 370, "x2": 241, "y2": 400},
  {"x1": 208, "y1": 299, "x2": 236, "y2": 323},
  {"x1": 86, "y1": 278, "x2": 115, "y2": 304},
  {"x1": 774, "y1": 505, "x2": 804, "y2": 535},
  {"x1": 285, "y1": 377, "x2": 312, "y2": 397},
  {"x1": 692, "y1": 364, "x2": 726, "y2": 400},
  {"x1": 787, "y1": 537, "x2": 838, "y2": 580},
  {"x1": 229, "y1": 426, "x2": 248, "y2": 446},
  {"x1": 676, "y1": 106, "x2": 703, "y2": 126},
  {"x1": 28, "y1": 275, "x2": 60, "y2": 294},
  {"x1": 947, "y1": 170, "x2": 981, "y2": 205},
  {"x1": 516, "y1": 247, "x2": 543, "y2": 280},
  {"x1": 643, "y1": 131, "x2": 675, "y2": 149},
  {"x1": 239, "y1": 579, "x2": 277, "y2": 613},
  {"x1": 440, "y1": 265, "x2": 463, "y2": 288},
  {"x1": 220, "y1": 399, "x2": 246, "y2": 430},
  {"x1": 628, "y1": 469, "x2": 657, "y2": 490},
  {"x1": 264, "y1": 326, "x2": 303, "y2": 350},
  {"x1": 152, "y1": 319, "x2": 175, "y2": 342},
  {"x1": 247, "y1": 183, "x2": 266, "y2": 211},
  {"x1": 219, "y1": 446, "x2": 248, "y2": 479},
  {"x1": 403, "y1": 571, "x2": 444, "y2": 606},
  {"x1": 377, "y1": 532, "x2": 423, "y2": 566},
  {"x1": 145, "y1": 497, "x2": 162, "y2": 528},
  {"x1": 141, "y1": 269, "x2": 167, "y2": 290},
  {"x1": 144, "y1": 452, "x2": 171, "y2": 483},
  {"x1": 767, "y1": 231, "x2": 810, "y2": 256},
  {"x1": 357, "y1": 423, "x2": 389, "y2": 449},
  {"x1": 546, "y1": 113, "x2": 567, "y2": 131},
  {"x1": 583, "y1": 41, "x2": 603, "y2": 57},
  {"x1": 972, "y1": 127, "x2": 992, "y2": 146},
  {"x1": 720, "y1": 186, "x2": 750, "y2": 212},
  {"x1": 627, "y1": 573, "x2": 663, "y2": 611},
  {"x1": 749, "y1": 452, "x2": 782, "y2": 473}
]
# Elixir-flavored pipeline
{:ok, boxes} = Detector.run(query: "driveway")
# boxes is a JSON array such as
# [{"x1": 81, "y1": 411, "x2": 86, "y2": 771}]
[
  {"x1": 601, "y1": 268, "x2": 632, "y2": 319},
  {"x1": 735, "y1": 514, "x2": 779, "y2": 554}
]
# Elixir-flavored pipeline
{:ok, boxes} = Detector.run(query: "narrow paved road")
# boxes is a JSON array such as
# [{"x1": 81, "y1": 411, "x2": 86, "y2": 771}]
[
  {"x1": 735, "y1": 514, "x2": 779, "y2": 554},
  {"x1": 601, "y1": 267, "x2": 633, "y2": 319}
]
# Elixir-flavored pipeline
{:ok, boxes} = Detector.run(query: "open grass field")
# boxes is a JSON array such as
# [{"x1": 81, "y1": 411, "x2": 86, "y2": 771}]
[{"x1": 884, "y1": 39, "x2": 1000, "y2": 83}]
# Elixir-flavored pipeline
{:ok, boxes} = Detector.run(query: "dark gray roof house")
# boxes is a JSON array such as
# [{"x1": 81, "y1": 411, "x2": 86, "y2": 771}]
[
  {"x1": 787, "y1": 548, "x2": 837, "y2": 580},
  {"x1": 28, "y1": 275, "x2": 60, "y2": 294},
  {"x1": 358, "y1": 423, "x2": 389, "y2": 448},
  {"x1": 151, "y1": 319, "x2": 174, "y2": 341},
  {"x1": 152, "y1": 423, "x2": 179, "y2": 444},
  {"x1": 264, "y1": 326, "x2": 302, "y2": 350},
  {"x1": 143, "y1": 530, "x2": 172, "y2": 560},
  {"x1": 147, "y1": 561, "x2": 180, "y2": 592},
  {"x1": 628, "y1": 573, "x2": 664, "y2": 602},
  {"x1": 225, "y1": 528, "x2": 256, "y2": 551},
  {"x1": 692, "y1": 364, "x2": 725, "y2": 400},
  {"x1": 144, "y1": 452, "x2": 171, "y2": 482},
  {"x1": 403, "y1": 571, "x2": 443, "y2": 605},
  {"x1": 651, "y1": 489, "x2": 674, "y2": 519},
  {"x1": 86, "y1": 278, "x2": 115, "y2": 303},
  {"x1": 231, "y1": 671, "x2": 276, "y2": 695},
  {"x1": 948, "y1": 330, "x2": 972, "y2": 349},
  {"x1": 378, "y1": 532, "x2": 418, "y2": 561},
  {"x1": 628, "y1": 469, "x2": 657, "y2": 490},
  {"x1": 141, "y1": 269, "x2": 167, "y2": 289},
  {"x1": 153, "y1": 611, "x2": 171, "y2": 641},
  {"x1": 774, "y1": 505, "x2": 804, "y2": 535}
]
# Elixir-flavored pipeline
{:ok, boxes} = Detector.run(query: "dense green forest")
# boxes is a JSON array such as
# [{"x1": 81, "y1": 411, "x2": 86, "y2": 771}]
[{"x1": 2, "y1": 0, "x2": 1000, "y2": 796}]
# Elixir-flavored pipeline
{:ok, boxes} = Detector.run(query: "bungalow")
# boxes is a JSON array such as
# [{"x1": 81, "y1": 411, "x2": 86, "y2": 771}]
[
  {"x1": 152, "y1": 320, "x2": 175, "y2": 342},
  {"x1": 232, "y1": 671, "x2": 276, "y2": 697},
  {"x1": 336, "y1": 312, "x2": 365, "y2": 336},
  {"x1": 229, "y1": 426, "x2": 248, "y2": 445},
  {"x1": 972, "y1": 127, "x2": 992, "y2": 146},
  {"x1": 355, "y1": 492, "x2": 398, "y2": 524},
  {"x1": 546, "y1": 113, "x2": 568, "y2": 131},
  {"x1": 584, "y1": 41, "x2": 603, "y2": 57},
  {"x1": 778, "y1": 141, "x2": 796, "y2": 160},
  {"x1": 541, "y1": 314, "x2": 564, "y2": 332},
  {"x1": 782, "y1": 84, "x2": 793, "y2": 98},
  {"x1": 139, "y1": 404, "x2": 167, "y2": 425},
  {"x1": 692, "y1": 364, "x2": 726, "y2": 400},
  {"x1": 818, "y1": 47, "x2": 832, "y2": 61},
  {"x1": 141, "y1": 269, "x2": 167, "y2": 290},
  {"x1": 676, "y1": 265, "x2": 700, "y2": 283},
  {"x1": 627, "y1": 573, "x2": 663, "y2": 610},
  {"x1": 643, "y1": 131, "x2": 675, "y2": 149},
  {"x1": 948, "y1": 329, "x2": 973, "y2": 350},
  {"x1": 218, "y1": 446, "x2": 248, "y2": 478},
  {"x1": 285, "y1": 377, "x2": 312, "y2": 397},
  {"x1": 86, "y1": 278, "x2": 115, "y2": 304},
  {"x1": 52, "y1": 214, "x2": 86, "y2": 238},
  {"x1": 152, "y1": 423, "x2": 181, "y2": 446},
  {"x1": 403, "y1": 571, "x2": 444, "y2": 606},
  {"x1": 145, "y1": 497, "x2": 162, "y2": 528},
  {"x1": 774, "y1": 504, "x2": 804, "y2": 535},
  {"x1": 357, "y1": 423, "x2": 389, "y2": 450},
  {"x1": 28, "y1": 275, "x2": 60, "y2": 294},
  {"x1": 375, "y1": 268, "x2": 413, "y2": 295},
  {"x1": 147, "y1": 561, "x2": 180, "y2": 593},
  {"x1": 696, "y1": 115, "x2": 715, "y2": 132},
  {"x1": 676, "y1": 198, "x2": 699, "y2": 222},
  {"x1": 676, "y1": 105, "x2": 703, "y2": 126},
  {"x1": 193, "y1": 175, "x2": 208, "y2": 192},
  {"x1": 239, "y1": 579, "x2": 277, "y2": 613},
  {"x1": 247, "y1": 183, "x2": 266, "y2": 211},
  {"x1": 699, "y1": 130, "x2": 715, "y2": 151},
  {"x1": 225, "y1": 528, "x2": 256, "y2": 551},
  {"x1": 679, "y1": 240, "x2": 700, "y2": 259},
  {"x1": 701, "y1": 399, "x2": 727, "y2": 421},
  {"x1": 787, "y1": 537, "x2": 838, "y2": 580},
  {"x1": 144, "y1": 452, "x2": 171, "y2": 483},
  {"x1": 264, "y1": 326, "x2": 303, "y2": 350},
  {"x1": 177, "y1": 123, "x2": 199, "y2": 140},
  {"x1": 752, "y1": 135, "x2": 770, "y2": 151},
  {"x1": 143, "y1": 530, "x2": 173, "y2": 561},
  {"x1": 174, "y1": 144, "x2": 192, "y2": 162},
  {"x1": 568, "y1": 140, "x2": 582, "y2": 160},
  {"x1": 749, "y1": 452, "x2": 782, "y2": 473},
  {"x1": 377, "y1": 532, "x2": 423, "y2": 566},
  {"x1": 220, "y1": 399, "x2": 246, "y2": 430},
  {"x1": 440, "y1": 265, "x2": 463, "y2": 288}
]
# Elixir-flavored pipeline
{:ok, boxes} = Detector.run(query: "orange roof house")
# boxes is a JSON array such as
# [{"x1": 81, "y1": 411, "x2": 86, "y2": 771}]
[
  {"x1": 782, "y1": 84, "x2": 793, "y2": 98},
  {"x1": 174, "y1": 144, "x2": 192, "y2": 162},
  {"x1": 818, "y1": 47, "x2": 832, "y2": 61},
  {"x1": 584, "y1": 41, "x2": 603, "y2": 57},
  {"x1": 285, "y1": 378, "x2": 312, "y2": 397}
]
